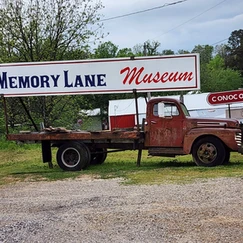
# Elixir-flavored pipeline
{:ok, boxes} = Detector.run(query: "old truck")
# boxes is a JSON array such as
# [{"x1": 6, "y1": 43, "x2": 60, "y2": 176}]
[
  {"x1": 1, "y1": 54, "x2": 242, "y2": 170},
  {"x1": 5, "y1": 96, "x2": 243, "y2": 170}
]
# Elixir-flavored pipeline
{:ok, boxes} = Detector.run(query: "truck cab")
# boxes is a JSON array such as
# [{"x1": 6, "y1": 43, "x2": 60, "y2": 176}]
[{"x1": 144, "y1": 98, "x2": 242, "y2": 167}]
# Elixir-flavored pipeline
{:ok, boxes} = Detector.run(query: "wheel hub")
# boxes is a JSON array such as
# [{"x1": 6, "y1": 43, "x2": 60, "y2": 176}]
[
  {"x1": 197, "y1": 143, "x2": 217, "y2": 164},
  {"x1": 62, "y1": 148, "x2": 80, "y2": 167}
]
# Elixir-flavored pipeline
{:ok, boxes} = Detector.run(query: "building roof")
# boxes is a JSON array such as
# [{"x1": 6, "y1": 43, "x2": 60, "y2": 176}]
[
  {"x1": 109, "y1": 93, "x2": 243, "y2": 117},
  {"x1": 79, "y1": 108, "x2": 101, "y2": 116}
]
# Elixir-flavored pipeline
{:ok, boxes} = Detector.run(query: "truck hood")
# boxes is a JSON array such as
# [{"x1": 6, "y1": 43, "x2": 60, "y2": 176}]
[{"x1": 187, "y1": 117, "x2": 240, "y2": 129}]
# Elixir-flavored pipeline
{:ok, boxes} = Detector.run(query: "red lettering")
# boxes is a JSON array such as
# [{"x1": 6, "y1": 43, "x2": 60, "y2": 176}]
[
  {"x1": 160, "y1": 72, "x2": 168, "y2": 83},
  {"x1": 178, "y1": 72, "x2": 193, "y2": 81},
  {"x1": 168, "y1": 72, "x2": 179, "y2": 82},
  {"x1": 120, "y1": 67, "x2": 194, "y2": 85},
  {"x1": 120, "y1": 67, "x2": 144, "y2": 84},
  {"x1": 152, "y1": 72, "x2": 160, "y2": 83},
  {"x1": 143, "y1": 73, "x2": 153, "y2": 83}
]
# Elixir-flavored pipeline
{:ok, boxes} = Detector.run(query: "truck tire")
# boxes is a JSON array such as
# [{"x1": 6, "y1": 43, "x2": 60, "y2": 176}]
[
  {"x1": 56, "y1": 142, "x2": 90, "y2": 171},
  {"x1": 192, "y1": 137, "x2": 225, "y2": 167},
  {"x1": 90, "y1": 148, "x2": 107, "y2": 165}
]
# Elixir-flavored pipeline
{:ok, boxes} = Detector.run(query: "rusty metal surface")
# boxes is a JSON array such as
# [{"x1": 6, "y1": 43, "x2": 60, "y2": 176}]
[
  {"x1": 183, "y1": 127, "x2": 240, "y2": 154},
  {"x1": 148, "y1": 147, "x2": 185, "y2": 156},
  {"x1": 7, "y1": 130, "x2": 141, "y2": 141}
]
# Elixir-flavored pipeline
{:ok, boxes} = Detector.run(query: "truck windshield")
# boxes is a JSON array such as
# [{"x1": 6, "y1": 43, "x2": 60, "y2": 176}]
[{"x1": 180, "y1": 103, "x2": 190, "y2": 117}]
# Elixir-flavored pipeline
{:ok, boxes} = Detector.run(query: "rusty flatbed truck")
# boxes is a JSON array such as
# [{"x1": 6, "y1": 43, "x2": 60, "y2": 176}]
[
  {"x1": 1, "y1": 54, "x2": 243, "y2": 170},
  {"x1": 5, "y1": 97, "x2": 243, "y2": 170}
]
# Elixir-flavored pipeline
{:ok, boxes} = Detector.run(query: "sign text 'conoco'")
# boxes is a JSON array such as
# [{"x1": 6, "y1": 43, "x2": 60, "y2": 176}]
[{"x1": 207, "y1": 90, "x2": 243, "y2": 105}]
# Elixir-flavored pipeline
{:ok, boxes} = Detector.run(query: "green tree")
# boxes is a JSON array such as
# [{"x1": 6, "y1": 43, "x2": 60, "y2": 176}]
[
  {"x1": 94, "y1": 41, "x2": 119, "y2": 58},
  {"x1": 161, "y1": 49, "x2": 174, "y2": 55},
  {"x1": 4, "y1": 95, "x2": 88, "y2": 131},
  {"x1": 225, "y1": 29, "x2": 243, "y2": 77},
  {"x1": 214, "y1": 44, "x2": 227, "y2": 59},
  {"x1": 202, "y1": 55, "x2": 242, "y2": 92},
  {"x1": 0, "y1": 0, "x2": 103, "y2": 62},
  {"x1": 191, "y1": 45, "x2": 213, "y2": 64},
  {"x1": 177, "y1": 49, "x2": 190, "y2": 54},
  {"x1": 191, "y1": 45, "x2": 214, "y2": 92},
  {"x1": 117, "y1": 48, "x2": 134, "y2": 57},
  {"x1": 0, "y1": 0, "x2": 104, "y2": 129}
]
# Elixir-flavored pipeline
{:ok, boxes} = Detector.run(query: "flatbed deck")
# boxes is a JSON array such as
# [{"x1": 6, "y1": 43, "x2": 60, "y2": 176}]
[{"x1": 7, "y1": 129, "x2": 143, "y2": 141}]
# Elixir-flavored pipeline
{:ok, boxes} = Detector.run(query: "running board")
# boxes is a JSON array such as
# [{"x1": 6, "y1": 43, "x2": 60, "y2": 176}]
[{"x1": 148, "y1": 147, "x2": 185, "y2": 157}]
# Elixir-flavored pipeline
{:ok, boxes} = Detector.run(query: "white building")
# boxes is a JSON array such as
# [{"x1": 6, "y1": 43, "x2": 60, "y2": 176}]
[{"x1": 108, "y1": 93, "x2": 243, "y2": 130}]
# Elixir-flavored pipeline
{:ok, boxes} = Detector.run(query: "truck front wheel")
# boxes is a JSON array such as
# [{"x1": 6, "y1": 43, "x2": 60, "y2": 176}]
[
  {"x1": 56, "y1": 142, "x2": 90, "y2": 171},
  {"x1": 192, "y1": 137, "x2": 225, "y2": 167}
]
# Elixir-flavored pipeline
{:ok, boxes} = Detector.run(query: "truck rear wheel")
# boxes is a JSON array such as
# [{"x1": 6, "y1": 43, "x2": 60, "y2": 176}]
[
  {"x1": 90, "y1": 148, "x2": 107, "y2": 165},
  {"x1": 192, "y1": 137, "x2": 225, "y2": 167},
  {"x1": 56, "y1": 142, "x2": 90, "y2": 171}
]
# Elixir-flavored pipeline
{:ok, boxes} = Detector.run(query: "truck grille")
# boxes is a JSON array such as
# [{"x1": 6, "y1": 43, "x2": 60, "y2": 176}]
[{"x1": 235, "y1": 132, "x2": 242, "y2": 147}]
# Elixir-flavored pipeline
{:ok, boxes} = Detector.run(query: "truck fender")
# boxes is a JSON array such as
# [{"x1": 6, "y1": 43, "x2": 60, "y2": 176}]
[
  {"x1": 184, "y1": 133, "x2": 224, "y2": 154},
  {"x1": 183, "y1": 129, "x2": 238, "y2": 154},
  {"x1": 183, "y1": 132, "x2": 203, "y2": 154}
]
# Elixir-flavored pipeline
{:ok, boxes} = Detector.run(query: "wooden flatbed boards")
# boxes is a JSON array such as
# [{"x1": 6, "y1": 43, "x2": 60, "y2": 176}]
[{"x1": 7, "y1": 128, "x2": 142, "y2": 142}]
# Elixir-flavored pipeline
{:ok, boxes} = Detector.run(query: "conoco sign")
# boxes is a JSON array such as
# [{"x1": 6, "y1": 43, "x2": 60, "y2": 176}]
[{"x1": 207, "y1": 90, "x2": 243, "y2": 105}]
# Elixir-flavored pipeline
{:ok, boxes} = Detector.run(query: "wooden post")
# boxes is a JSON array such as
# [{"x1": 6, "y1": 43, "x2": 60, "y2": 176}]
[
  {"x1": 137, "y1": 148, "x2": 142, "y2": 167},
  {"x1": 133, "y1": 89, "x2": 140, "y2": 132},
  {"x1": 41, "y1": 140, "x2": 53, "y2": 169},
  {"x1": 133, "y1": 89, "x2": 142, "y2": 166},
  {"x1": 2, "y1": 96, "x2": 9, "y2": 135},
  {"x1": 228, "y1": 104, "x2": 231, "y2": 118}
]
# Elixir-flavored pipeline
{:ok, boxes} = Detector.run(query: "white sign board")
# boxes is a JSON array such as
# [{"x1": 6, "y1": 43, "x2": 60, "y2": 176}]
[{"x1": 0, "y1": 54, "x2": 200, "y2": 97}]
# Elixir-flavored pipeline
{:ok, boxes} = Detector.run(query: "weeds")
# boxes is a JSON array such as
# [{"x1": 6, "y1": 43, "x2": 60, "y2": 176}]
[{"x1": 0, "y1": 139, "x2": 242, "y2": 186}]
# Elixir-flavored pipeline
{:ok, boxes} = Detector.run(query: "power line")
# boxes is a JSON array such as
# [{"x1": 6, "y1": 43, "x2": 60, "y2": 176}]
[
  {"x1": 96, "y1": 0, "x2": 230, "y2": 49},
  {"x1": 100, "y1": 0, "x2": 187, "y2": 22},
  {"x1": 211, "y1": 38, "x2": 228, "y2": 46},
  {"x1": 154, "y1": 0, "x2": 228, "y2": 38}
]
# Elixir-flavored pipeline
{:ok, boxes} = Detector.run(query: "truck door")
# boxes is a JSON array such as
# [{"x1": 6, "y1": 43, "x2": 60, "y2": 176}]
[{"x1": 145, "y1": 101, "x2": 185, "y2": 147}]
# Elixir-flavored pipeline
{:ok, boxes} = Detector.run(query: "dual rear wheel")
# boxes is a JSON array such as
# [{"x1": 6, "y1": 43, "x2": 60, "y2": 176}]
[{"x1": 56, "y1": 142, "x2": 107, "y2": 171}]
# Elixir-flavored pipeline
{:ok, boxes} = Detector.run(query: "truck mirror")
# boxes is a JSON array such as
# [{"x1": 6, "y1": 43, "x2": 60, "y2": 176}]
[{"x1": 158, "y1": 102, "x2": 165, "y2": 117}]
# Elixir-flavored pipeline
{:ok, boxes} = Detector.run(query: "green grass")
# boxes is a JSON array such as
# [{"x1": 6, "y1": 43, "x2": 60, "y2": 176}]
[{"x1": 0, "y1": 139, "x2": 243, "y2": 186}]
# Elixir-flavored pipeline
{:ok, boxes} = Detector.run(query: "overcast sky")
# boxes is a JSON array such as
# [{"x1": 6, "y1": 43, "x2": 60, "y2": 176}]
[{"x1": 98, "y1": 0, "x2": 243, "y2": 53}]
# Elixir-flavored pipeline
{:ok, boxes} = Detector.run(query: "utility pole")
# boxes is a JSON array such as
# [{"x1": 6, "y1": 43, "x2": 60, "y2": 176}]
[{"x1": 143, "y1": 42, "x2": 151, "y2": 101}]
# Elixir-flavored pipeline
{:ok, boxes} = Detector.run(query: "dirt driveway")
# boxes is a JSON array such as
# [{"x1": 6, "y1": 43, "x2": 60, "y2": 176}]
[{"x1": 1, "y1": 177, "x2": 243, "y2": 243}]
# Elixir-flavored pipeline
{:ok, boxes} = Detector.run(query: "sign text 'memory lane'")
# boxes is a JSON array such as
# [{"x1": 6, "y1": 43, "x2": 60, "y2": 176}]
[{"x1": 0, "y1": 71, "x2": 107, "y2": 89}]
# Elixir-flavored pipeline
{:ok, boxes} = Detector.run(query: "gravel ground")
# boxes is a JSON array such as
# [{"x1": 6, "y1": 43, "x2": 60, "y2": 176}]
[{"x1": 0, "y1": 177, "x2": 243, "y2": 243}]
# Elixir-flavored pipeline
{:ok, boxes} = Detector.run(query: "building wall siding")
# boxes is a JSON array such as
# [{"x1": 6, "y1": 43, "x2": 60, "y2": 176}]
[{"x1": 110, "y1": 114, "x2": 135, "y2": 130}]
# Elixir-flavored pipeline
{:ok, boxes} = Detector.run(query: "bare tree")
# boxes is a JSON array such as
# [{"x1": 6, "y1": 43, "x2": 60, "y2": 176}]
[
  {"x1": 0, "y1": 0, "x2": 104, "y2": 62},
  {"x1": 133, "y1": 40, "x2": 161, "y2": 56}
]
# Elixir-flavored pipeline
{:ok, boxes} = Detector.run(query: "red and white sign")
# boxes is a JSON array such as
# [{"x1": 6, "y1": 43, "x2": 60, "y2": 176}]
[
  {"x1": 0, "y1": 54, "x2": 200, "y2": 97},
  {"x1": 207, "y1": 90, "x2": 243, "y2": 105}
]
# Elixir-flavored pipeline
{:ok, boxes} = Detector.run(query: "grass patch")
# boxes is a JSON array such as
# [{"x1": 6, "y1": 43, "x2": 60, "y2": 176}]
[{"x1": 0, "y1": 140, "x2": 242, "y2": 186}]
